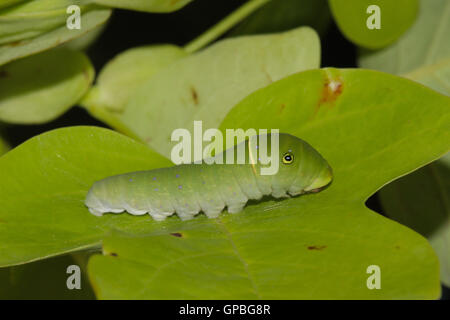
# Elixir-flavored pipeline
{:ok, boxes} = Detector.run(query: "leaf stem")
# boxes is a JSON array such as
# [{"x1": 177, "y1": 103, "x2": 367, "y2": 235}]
[{"x1": 184, "y1": 0, "x2": 271, "y2": 54}]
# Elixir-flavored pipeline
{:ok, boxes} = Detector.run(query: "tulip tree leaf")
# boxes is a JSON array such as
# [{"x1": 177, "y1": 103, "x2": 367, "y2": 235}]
[
  {"x1": 0, "y1": 7, "x2": 111, "y2": 66},
  {"x1": 329, "y1": 0, "x2": 419, "y2": 49},
  {"x1": 0, "y1": 49, "x2": 94, "y2": 124},
  {"x1": 91, "y1": 0, "x2": 192, "y2": 13},
  {"x1": 120, "y1": 26, "x2": 321, "y2": 158},
  {"x1": 87, "y1": 69, "x2": 449, "y2": 299},
  {"x1": 63, "y1": 22, "x2": 106, "y2": 51},
  {"x1": 1, "y1": 69, "x2": 448, "y2": 299}
]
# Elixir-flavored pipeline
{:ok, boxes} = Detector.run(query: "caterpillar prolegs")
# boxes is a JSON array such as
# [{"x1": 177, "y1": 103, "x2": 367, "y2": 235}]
[{"x1": 85, "y1": 133, "x2": 333, "y2": 221}]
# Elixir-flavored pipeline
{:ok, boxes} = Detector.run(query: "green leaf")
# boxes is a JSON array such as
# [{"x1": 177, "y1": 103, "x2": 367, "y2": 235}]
[
  {"x1": 329, "y1": 0, "x2": 418, "y2": 49},
  {"x1": 359, "y1": 0, "x2": 450, "y2": 96},
  {"x1": 379, "y1": 154, "x2": 450, "y2": 287},
  {"x1": 120, "y1": 26, "x2": 321, "y2": 158},
  {"x1": 0, "y1": 0, "x2": 94, "y2": 45},
  {"x1": 0, "y1": 49, "x2": 94, "y2": 124},
  {"x1": 82, "y1": 45, "x2": 188, "y2": 113},
  {"x1": 91, "y1": 0, "x2": 192, "y2": 13},
  {"x1": 230, "y1": 0, "x2": 331, "y2": 36},
  {"x1": 0, "y1": 7, "x2": 111, "y2": 66},
  {"x1": 0, "y1": 126, "x2": 172, "y2": 267},
  {"x1": 0, "y1": 253, "x2": 95, "y2": 299},
  {"x1": 1, "y1": 69, "x2": 448, "y2": 299}
]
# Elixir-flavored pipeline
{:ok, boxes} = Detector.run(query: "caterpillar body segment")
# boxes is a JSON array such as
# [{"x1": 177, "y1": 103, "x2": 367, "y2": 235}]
[{"x1": 85, "y1": 133, "x2": 333, "y2": 220}]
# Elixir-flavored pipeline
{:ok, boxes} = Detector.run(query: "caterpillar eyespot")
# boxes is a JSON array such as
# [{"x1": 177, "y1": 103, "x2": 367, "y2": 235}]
[
  {"x1": 282, "y1": 152, "x2": 294, "y2": 164},
  {"x1": 85, "y1": 133, "x2": 333, "y2": 221}
]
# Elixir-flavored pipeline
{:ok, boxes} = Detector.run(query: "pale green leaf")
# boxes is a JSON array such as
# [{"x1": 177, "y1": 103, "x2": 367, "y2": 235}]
[
  {"x1": 62, "y1": 22, "x2": 106, "y2": 51},
  {"x1": 329, "y1": 0, "x2": 418, "y2": 49},
  {"x1": 82, "y1": 44, "x2": 187, "y2": 113},
  {"x1": 0, "y1": 0, "x2": 94, "y2": 45},
  {"x1": 0, "y1": 7, "x2": 111, "y2": 66},
  {"x1": 0, "y1": 49, "x2": 94, "y2": 124},
  {"x1": 359, "y1": 0, "x2": 450, "y2": 96}
]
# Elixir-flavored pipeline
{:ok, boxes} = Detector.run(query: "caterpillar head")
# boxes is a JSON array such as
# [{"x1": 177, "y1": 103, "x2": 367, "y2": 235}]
[{"x1": 273, "y1": 134, "x2": 333, "y2": 196}]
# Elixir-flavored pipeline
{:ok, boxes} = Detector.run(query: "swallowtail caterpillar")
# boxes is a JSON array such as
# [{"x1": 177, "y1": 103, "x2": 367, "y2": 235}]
[{"x1": 85, "y1": 133, "x2": 333, "y2": 221}]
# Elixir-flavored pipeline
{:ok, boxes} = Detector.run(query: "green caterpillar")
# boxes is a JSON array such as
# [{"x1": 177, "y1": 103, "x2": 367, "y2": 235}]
[{"x1": 85, "y1": 133, "x2": 333, "y2": 220}]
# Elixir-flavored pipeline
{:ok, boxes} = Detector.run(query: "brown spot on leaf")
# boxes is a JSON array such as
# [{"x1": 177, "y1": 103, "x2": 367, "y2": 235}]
[
  {"x1": 0, "y1": 70, "x2": 9, "y2": 78},
  {"x1": 314, "y1": 76, "x2": 343, "y2": 115},
  {"x1": 109, "y1": 252, "x2": 118, "y2": 257},
  {"x1": 320, "y1": 79, "x2": 342, "y2": 104},
  {"x1": 278, "y1": 104, "x2": 286, "y2": 114},
  {"x1": 170, "y1": 232, "x2": 183, "y2": 238},
  {"x1": 307, "y1": 245, "x2": 327, "y2": 251},
  {"x1": 190, "y1": 87, "x2": 199, "y2": 105}
]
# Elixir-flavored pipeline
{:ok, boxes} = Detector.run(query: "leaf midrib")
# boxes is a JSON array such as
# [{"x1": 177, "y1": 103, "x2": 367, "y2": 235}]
[{"x1": 215, "y1": 218, "x2": 261, "y2": 299}]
